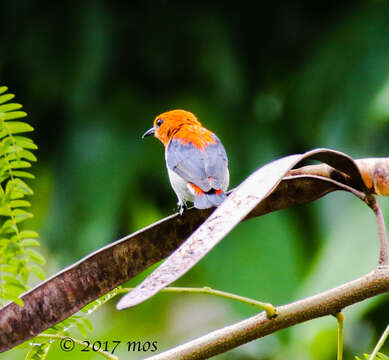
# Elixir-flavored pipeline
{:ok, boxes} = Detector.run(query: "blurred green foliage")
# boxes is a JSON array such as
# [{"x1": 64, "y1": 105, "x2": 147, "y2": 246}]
[{"x1": 1, "y1": 1, "x2": 389, "y2": 359}]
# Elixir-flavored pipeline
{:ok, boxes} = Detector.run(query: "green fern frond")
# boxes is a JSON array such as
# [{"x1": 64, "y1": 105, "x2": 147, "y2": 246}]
[
  {"x1": 0, "y1": 86, "x2": 44, "y2": 307},
  {"x1": 0, "y1": 87, "x2": 122, "y2": 360}
]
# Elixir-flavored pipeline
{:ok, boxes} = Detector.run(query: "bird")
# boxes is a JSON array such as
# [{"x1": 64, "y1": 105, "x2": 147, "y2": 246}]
[{"x1": 142, "y1": 109, "x2": 229, "y2": 215}]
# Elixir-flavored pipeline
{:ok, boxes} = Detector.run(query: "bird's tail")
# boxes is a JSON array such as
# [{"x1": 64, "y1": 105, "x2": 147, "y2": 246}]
[{"x1": 194, "y1": 189, "x2": 227, "y2": 209}]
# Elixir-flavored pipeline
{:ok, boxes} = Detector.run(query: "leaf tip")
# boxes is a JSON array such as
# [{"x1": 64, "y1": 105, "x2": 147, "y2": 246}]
[{"x1": 116, "y1": 296, "x2": 133, "y2": 310}]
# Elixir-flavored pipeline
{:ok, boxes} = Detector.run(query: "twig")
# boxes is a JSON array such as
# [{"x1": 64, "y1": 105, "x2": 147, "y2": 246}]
[
  {"x1": 335, "y1": 312, "x2": 344, "y2": 360},
  {"x1": 145, "y1": 267, "x2": 389, "y2": 360},
  {"x1": 119, "y1": 287, "x2": 276, "y2": 319},
  {"x1": 369, "y1": 324, "x2": 389, "y2": 360},
  {"x1": 365, "y1": 195, "x2": 388, "y2": 265}
]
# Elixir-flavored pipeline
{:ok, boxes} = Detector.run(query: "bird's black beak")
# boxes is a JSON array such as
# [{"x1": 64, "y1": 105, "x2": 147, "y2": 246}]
[{"x1": 142, "y1": 127, "x2": 156, "y2": 139}]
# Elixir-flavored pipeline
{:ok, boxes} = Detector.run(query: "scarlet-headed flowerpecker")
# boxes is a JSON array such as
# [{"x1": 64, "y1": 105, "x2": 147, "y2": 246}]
[{"x1": 142, "y1": 109, "x2": 229, "y2": 214}]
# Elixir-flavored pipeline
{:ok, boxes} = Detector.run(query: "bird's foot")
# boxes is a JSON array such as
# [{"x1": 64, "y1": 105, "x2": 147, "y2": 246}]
[{"x1": 178, "y1": 202, "x2": 187, "y2": 216}]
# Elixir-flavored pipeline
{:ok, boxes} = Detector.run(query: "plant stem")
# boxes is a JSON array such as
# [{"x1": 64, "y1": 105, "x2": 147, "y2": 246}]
[
  {"x1": 144, "y1": 268, "x2": 389, "y2": 360},
  {"x1": 369, "y1": 324, "x2": 389, "y2": 360},
  {"x1": 36, "y1": 334, "x2": 118, "y2": 360},
  {"x1": 375, "y1": 205, "x2": 389, "y2": 266},
  {"x1": 119, "y1": 286, "x2": 276, "y2": 319},
  {"x1": 335, "y1": 312, "x2": 344, "y2": 360},
  {"x1": 366, "y1": 195, "x2": 388, "y2": 266}
]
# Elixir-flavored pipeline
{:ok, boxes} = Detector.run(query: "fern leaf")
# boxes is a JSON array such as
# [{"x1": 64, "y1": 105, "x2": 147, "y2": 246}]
[
  {"x1": 0, "y1": 93, "x2": 15, "y2": 104},
  {"x1": 0, "y1": 86, "x2": 44, "y2": 312},
  {"x1": 3, "y1": 111, "x2": 28, "y2": 121},
  {"x1": 0, "y1": 103, "x2": 23, "y2": 112},
  {"x1": 0, "y1": 121, "x2": 34, "y2": 138}
]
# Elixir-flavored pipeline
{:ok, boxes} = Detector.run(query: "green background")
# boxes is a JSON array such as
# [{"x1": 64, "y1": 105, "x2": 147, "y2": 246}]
[{"x1": 2, "y1": 1, "x2": 389, "y2": 359}]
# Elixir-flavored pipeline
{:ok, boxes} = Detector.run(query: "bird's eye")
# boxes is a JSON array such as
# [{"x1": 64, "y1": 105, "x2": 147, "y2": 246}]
[{"x1": 156, "y1": 118, "x2": 163, "y2": 127}]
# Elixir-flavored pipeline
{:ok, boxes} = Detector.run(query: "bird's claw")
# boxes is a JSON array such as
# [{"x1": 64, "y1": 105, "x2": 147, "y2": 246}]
[{"x1": 178, "y1": 202, "x2": 187, "y2": 216}]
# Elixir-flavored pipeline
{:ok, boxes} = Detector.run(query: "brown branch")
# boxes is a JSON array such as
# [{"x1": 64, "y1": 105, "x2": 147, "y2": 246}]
[
  {"x1": 116, "y1": 148, "x2": 368, "y2": 310},
  {"x1": 146, "y1": 267, "x2": 389, "y2": 360},
  {"x1": 0, "y1": 156, "x2": 388, "y2": 352},
  {"x1": 288, "y1": 158, "x2": 389, "y2": 196}
]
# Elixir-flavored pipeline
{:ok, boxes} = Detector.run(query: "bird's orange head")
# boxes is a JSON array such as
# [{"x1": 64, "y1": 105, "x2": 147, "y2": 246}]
[{"x1": 142, "y1": 109, "x2": 214, "y2": 148}]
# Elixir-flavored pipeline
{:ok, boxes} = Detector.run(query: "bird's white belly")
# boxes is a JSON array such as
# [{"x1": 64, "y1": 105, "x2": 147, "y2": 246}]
[{"x1": 167, "y1": 167, "x2": 194, "y2": 203}]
